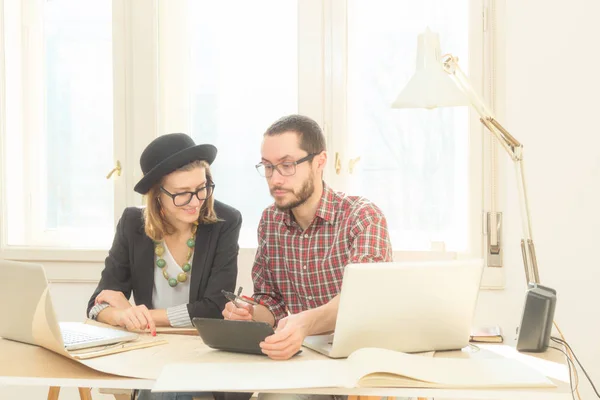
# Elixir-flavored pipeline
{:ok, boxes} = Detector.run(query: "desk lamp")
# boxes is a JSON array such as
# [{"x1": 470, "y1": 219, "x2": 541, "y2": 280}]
[{"x1": 392, "y1": 28, "x2": 556, "y2": 352}]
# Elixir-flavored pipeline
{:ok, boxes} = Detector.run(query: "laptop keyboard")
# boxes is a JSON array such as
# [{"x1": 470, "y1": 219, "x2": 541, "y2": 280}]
[{"x1": 62, "y1": 329, "x2": 105, "y2": 346}]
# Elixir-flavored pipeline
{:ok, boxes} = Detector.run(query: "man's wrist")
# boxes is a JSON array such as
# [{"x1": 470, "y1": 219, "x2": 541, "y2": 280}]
[
  {"x1": 300, "y1": 308, "x2": 320, "y2": 335},
  {"x1": 253, "y1": 304, "x2": 276, "y2": 327}
]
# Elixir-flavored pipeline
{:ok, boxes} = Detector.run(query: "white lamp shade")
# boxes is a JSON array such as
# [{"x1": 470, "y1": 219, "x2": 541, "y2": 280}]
[{"x1": 392, "y1": 28, "x2": 468, "y2": 109}]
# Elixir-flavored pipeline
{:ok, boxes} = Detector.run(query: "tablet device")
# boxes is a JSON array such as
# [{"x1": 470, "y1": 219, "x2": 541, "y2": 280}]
[{"x1": 192, "y1": 318, "x2": 274, "y2": 355}]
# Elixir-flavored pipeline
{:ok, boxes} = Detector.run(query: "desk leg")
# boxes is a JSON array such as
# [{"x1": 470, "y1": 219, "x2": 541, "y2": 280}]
[
  {"x1": 48, "y1": 387, "x2": 61, "y2": 400},
  {"x1": 78, "y1": 387, "x2": 93, "y2": 400}
]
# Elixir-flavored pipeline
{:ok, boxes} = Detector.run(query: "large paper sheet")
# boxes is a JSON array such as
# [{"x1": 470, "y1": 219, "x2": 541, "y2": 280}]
[
  {"x1": 31, "y1": 288, "x2": 71, "y2": 357},
  {"x1": 154, "y1": 347, "x2": 557, "y2": 392}
]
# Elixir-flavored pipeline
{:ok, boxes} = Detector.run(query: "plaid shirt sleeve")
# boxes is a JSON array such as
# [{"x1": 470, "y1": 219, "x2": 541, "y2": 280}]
[
  {"x1": 348, "y1": 203, "x2": 394, "y2": 263},
  {"x1": 251, "y1": 214, "x2": 287, "y2": 325}
]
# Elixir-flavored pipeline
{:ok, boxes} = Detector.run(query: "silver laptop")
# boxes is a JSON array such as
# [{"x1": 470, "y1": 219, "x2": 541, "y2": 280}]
[
  {"x1": 0, "y1": 259, "x2": 138, "y2": 351},
  {"x1": 303, "y1": 259, "x2": 484, "y2": 358}
]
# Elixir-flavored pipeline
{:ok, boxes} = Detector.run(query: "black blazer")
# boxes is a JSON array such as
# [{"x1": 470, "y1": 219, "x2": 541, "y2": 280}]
[{"x1": 87, "y1": 201, "x2": 242, "y2": 320}]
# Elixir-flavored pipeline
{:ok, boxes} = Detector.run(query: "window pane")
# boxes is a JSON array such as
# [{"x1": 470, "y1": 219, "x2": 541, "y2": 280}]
[
  {"x1": 188, "y1": 1, "x2": 298, "y2": 247},
  {"x1": 347, "y1": 0, "x2": 470, "y2": 251},
  {"x1": 43, "y1": 1, "x2": 113, "y2": 246}
]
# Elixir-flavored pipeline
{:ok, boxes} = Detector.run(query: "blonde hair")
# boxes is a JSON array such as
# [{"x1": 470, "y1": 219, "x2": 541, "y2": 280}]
[{"x1": 143, "y1": 160, "x2": 218, "y2": 241}]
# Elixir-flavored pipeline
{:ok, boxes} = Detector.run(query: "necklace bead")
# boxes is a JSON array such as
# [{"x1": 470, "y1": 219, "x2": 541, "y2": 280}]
[{"x1": 155, "y1": 226, "x2": 196, "y2": 288}]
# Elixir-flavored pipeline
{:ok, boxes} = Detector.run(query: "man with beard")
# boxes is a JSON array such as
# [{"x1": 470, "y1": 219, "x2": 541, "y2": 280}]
[{"x1": 224, "y1": 114, "x2": 393, "y2": 371}]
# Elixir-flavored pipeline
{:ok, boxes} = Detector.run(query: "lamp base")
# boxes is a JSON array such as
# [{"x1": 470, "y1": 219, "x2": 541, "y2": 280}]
[{"x1": 516, "y1": 284, "x2": 557, "y2": 352}]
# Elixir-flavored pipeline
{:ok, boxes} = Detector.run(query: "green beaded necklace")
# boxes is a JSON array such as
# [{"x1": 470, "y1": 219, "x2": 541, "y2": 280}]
[{"x1": 155, "y1": 222, "x2": 198, "y2": 288}]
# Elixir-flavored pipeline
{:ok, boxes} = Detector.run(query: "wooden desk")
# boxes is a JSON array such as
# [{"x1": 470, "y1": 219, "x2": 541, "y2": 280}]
[{"x1": 0, "y1": 337, "x2": 572, "y2": 400}]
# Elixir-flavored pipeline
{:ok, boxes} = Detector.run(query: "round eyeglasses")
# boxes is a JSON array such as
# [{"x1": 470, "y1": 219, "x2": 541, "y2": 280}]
[{"x1": 160, "y1": 183, "x2": 215, "y2": 207}]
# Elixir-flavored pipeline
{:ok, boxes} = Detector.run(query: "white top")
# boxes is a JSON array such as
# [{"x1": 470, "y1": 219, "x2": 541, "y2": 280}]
[{"x1": 152, "y1": 242, "x2": 193, "y2": 327}]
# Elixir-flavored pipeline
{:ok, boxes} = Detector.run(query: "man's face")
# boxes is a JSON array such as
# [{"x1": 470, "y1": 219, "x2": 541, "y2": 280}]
[{"x1": 260, "y1": 132, "x2": 317, "y2": 211}]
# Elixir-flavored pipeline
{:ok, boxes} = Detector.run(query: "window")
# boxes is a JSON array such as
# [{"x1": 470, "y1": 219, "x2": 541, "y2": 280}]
[
  {"x1": 344, "y1": 0, "x2": 471, "y2": 251},
  {"x1": 2, "y1": 0, "x2": 114, "y2": 249},
  {"x1": 187, "y1": 1, "x2": 298, "y2": 247}
]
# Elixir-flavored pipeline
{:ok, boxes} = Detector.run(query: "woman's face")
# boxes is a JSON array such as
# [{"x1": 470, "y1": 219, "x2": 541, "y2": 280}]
[{"x1": 159, "y1": 166, "x2": 208, "y2": 227}]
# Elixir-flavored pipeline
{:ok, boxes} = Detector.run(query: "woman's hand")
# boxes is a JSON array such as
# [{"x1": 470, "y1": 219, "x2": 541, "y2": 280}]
[
  {"x1": 95, "y1": 290, "x2": 132, "y2": 309},
  {"x1": 114, "y1": 304, "x2": 156, "y2": 333}
]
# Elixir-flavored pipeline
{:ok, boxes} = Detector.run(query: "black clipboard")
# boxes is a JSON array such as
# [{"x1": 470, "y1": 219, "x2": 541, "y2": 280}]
[{"x1": 192, "y1": 318, "x2": 274, "y2": 355}]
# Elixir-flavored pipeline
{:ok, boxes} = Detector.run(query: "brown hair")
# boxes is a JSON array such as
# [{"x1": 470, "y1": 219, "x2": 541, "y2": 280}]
[
  {"x1": 264, "y1": 114, "x2": 327, "y2": 154},
  {"x1": 143, "y1": 160, "x2": 218, "y2": 241}
]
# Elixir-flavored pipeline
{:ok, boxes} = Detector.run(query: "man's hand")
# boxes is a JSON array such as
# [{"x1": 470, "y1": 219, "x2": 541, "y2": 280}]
[
  {"x1": 95, "y1": 290, "x2": 132, "y2": 309},
  {"x1": 259, "y1": 313, "x2": 312, "y2": 360},
  {"x1": 114, "y1": 304, "x2": 156, "y2": 333},
  {"x1": 222, "y1": 301, "x2": 253, "y2": 321}
]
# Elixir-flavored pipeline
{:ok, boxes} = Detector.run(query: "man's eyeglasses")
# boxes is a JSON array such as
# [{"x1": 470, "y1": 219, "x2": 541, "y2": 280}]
[
  {"x1": 255, "y1": 153, "x2": 317, "y2": 178},
  {"x1": 160, "y1": 183, "x2": 215, "y2": 207}
]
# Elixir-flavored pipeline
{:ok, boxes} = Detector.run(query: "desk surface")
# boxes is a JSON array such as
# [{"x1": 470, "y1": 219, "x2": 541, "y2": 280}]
[
  {"x1": 0, "y1": 337, "x2": 572, "y2": 399},
  {"x1": 0, "y1": 338, "x2": 153, "y2": 390}
]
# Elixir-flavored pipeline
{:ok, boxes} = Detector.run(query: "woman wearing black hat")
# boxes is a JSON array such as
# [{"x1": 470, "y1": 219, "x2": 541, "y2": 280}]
[{"x1": 86, "y1": 133, "x2": 241, "y2": 339}]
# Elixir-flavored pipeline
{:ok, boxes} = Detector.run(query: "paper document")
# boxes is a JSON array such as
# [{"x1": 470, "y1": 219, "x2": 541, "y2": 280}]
[
  {"x1": 154, "y1": 347, "x2": 555, "y2": 392},
  {"x1": 68, "y1": 336, "x2": 168, "y2": 360}
]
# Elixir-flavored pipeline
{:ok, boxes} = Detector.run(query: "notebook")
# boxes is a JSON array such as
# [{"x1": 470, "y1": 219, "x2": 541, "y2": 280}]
[{"x1": 470, "y1": 325, "x2": 504, "y2": 343}]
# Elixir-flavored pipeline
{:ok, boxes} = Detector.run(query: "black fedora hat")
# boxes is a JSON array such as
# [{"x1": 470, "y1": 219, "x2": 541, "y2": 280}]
[{"x1": 134, "y1": 133, "x2": 217, "y2": 194}]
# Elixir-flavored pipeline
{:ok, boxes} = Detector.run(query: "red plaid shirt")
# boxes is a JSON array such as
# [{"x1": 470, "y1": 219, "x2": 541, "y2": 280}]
[{"x1": 252, "y1": 184, "x2": 393, "y2": 325}]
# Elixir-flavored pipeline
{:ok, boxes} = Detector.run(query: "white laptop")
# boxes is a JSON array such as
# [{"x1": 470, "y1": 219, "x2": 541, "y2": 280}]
[
  {"x1": 302, "y1": 259, "x2": 484, "y2": 358},
  {"x1": 0, "y1": 259, "x2": 138, "y2": 351}
]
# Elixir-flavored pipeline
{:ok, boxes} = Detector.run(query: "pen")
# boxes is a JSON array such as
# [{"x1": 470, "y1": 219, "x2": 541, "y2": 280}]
[
  {"x1": 221, "y1": 289, "x2": 259, "y2": 322},
  {"x1": 221, "y1": 288, "x2": 259, "y2": 306}
]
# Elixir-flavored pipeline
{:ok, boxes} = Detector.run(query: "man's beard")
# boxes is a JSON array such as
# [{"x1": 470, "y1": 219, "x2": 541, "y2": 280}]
[{"x1": 271, "y1": 177, "x2": 314, "y2": 211}]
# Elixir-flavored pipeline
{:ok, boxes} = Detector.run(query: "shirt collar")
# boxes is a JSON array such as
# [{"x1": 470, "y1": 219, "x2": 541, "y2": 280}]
[
  {"x1": 315, "y1": 183, "x2": 337, "y2": 225},
  {"x1": 278, "y1": 182, "x2": 337, "y2": 227}
]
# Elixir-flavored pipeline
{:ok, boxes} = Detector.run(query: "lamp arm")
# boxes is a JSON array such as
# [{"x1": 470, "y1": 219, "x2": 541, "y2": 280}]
[{"x1": 442, "y1": 54, "x2": 540, "y2": 285}]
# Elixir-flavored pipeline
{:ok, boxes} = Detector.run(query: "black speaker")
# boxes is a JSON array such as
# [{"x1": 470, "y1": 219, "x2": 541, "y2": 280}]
[{"x1": 516, "y1": 284, "x2": 557, "y2": 352}]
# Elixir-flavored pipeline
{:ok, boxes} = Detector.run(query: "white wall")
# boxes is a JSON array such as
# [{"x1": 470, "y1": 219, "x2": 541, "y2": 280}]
[{"x1": 474, "y1": 0, "x2": 600, "y2": 398}]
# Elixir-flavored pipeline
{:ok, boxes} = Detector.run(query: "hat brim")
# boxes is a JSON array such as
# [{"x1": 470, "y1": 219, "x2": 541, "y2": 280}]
[{"x1": 134, "y1": 144, "x2": 217, "y2": 194}]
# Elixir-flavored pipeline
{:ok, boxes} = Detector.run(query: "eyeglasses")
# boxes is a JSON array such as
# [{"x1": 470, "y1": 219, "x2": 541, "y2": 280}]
[
  {"x1": 160, "y1": 183, "x2": 215, "y2": 207},
  {"x1": 255, "y1": 153, "x2": 317, "y2": 178}
]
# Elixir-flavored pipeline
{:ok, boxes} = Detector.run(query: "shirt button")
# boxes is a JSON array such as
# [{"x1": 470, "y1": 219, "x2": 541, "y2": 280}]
[
  {"x1": 304, "y1": 234, "x2": 309, "y2": 238},
  {"x1": 303, "y1": 265, "x2": 307, "y2": 270},
  {"x1": 307, "y1": 296, "x2": 313, "y2": 300}
]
